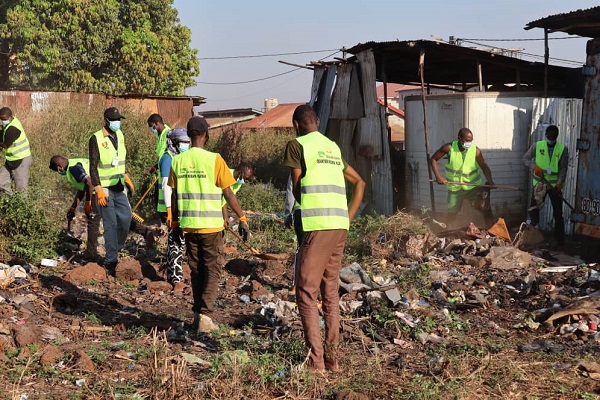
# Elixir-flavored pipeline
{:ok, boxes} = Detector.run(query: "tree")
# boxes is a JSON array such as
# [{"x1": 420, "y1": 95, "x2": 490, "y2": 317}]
[{"x1": 0, "y1": 0, "x2": 199, "y2": 95}]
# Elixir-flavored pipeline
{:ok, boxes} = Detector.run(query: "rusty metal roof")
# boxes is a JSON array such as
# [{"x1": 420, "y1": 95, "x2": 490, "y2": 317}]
[
  {"x1": 346, "y1": 40, "x2": 575, "y2": 90},
  {"x1": 240, "y1": 103, "x2": 303, "y2": 129},
  {"x1": 524, "y1": 7, "x2": 600, "y2": 38}
]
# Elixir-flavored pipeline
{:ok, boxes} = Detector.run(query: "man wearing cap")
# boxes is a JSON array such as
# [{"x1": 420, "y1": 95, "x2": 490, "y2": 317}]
[
  {"x1": 168, "y1": 116, "x2": 249, "y2": 333},
  {"x1": 89, "y1": 107, "x2": 134, "y2": 271},
  {"x1": 0, "y1": 107, "x2": 33, "y2": 194}
]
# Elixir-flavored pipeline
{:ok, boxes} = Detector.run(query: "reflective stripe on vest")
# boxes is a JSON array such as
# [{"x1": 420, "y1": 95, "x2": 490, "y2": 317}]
[
  {"x1": 66, "y1": 158, "x2": 89, "y2": 192},
  {"x1": 445, "y1": 141, "x2": 482, "y2": 191},
  {"x1": 296, "y1": 131, "x2": 349, "y2": 231},
  {"x1": 92, "y1": 129, "x2": 126, "y2": 188},
  {"x1": 172, "y1": 148, "x2": 223, "y2": 229},
  {"x1": 157, "y1": 151, "x2": 175, "y2": 212},
  {"x1": 3, "y1": 117, "x2": 31, "y2": 161},
  {"x1": 533, "y1": 141, "x2": 564, "y2": 187},
  {"x1": 155, "y1": 125, "x2": 170, "y2": 160}
]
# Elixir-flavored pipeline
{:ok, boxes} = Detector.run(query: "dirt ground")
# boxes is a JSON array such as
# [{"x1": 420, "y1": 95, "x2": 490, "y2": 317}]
[{"x1": 1, "y1": 212, "x2": 600, "y2": 400}]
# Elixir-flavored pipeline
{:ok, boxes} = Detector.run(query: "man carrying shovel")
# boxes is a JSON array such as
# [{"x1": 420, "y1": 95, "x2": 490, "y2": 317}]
[
  {"x1": 523, "y1": 125, "x2": 568, "y2": 248},
  {"x1": 430, "y1": 127, "x2": 495, "y2": 227}
]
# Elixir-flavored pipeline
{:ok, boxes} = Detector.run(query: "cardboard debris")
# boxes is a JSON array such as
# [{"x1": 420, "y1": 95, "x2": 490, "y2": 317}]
[{"x1": 488, "y1": 218, "x2": 511, "y2": 241}]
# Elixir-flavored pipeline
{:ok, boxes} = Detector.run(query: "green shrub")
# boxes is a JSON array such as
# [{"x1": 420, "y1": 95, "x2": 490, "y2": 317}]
[
  {"x1": 0, "y1": 191, "x2": 58, "y2": 262},
  {"x1": 235, "y1": 182, "x2": 284, "y2": 213}
]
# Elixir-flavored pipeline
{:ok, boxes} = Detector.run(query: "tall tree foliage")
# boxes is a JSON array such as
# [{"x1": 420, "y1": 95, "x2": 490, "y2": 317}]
[{"x1": 0, "y1": 0, "x2": 199, "y2": 95}]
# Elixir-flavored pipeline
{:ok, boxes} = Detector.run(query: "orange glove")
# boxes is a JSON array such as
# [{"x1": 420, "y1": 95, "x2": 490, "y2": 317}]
[
  {"x1": 84, "y1": 201, "x2": 92, "y2": 215},
  {"x1": 533, "y1": 166, "x2": 543, "y2": 178},
  {"x1": 95, "y1": 186, "x2": 108, "y2": 207},
  {"x1": 124, "y1": 174, "x2": 135, "y2": 195},
  {"x1": 166, "y1": 207, "x2": 179, "y2": 229}
]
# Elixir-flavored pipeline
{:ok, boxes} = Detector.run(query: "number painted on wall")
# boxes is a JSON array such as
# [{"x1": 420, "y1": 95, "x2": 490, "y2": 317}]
[{"x1": 581, "y1": 197, "x2": 600, "y2": 216}]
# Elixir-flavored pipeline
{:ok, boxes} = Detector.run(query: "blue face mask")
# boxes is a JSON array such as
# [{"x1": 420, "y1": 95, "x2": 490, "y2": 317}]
[
  {"x1": 546, "y1": 138, "x2": 556, "y2": 145},
  {"x1": 237, "y1": 177, "x2": 245, "y2": 185},
  {"x1": 1, "y1": 119, "x2": 9, "y2": 127},
  {"x1": 178, "y1": 143, "x2": 190, "y2": 153},
  {"x1": 149, "y1": 127, "x2": 158, "y2": 134},
  {"x1": 461, "y1": 141, "x2": 473, "y2": 149},
  {"x1": 108, "y1": 120, "x2": 121, "y2": 132}
]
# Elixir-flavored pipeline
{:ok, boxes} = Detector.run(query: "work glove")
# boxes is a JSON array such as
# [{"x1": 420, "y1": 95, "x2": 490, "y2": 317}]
[
  {"x1": 67, "y1": 207, "x2": 76, "y2": 222},
  {"x1": 166, "y1": 207, "x2": 179, "y2": 229},
  {"x1": 238, "y1": 215, "x2": 249, "y2": 242},
  {"x1": 533, "y1": 166, "x2": 543, "y2": 178},
  {"x1": 84, "y1": 201, "x2": 92, "y2": 216},
  {"x1": 95, "y1": 186, "x2": 108, "y2": 207},
  {"x1": 124, "y1": 174, "x2": 135, "y2": 197}
]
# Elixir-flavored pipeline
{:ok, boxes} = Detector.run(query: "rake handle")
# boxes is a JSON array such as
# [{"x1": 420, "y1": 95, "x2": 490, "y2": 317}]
[
  {"x1": 132, "y1": 175, "x2": 158, "y2": 213},
  {"x1": 226, "y1": 227, "x2": 260, "y2": 254}
]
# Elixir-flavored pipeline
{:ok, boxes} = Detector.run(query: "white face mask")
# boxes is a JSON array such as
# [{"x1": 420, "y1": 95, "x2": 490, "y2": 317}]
[
  {"x1": 177, "y1": 143, "x2": 190, "y2": 153},
  {"x1": 108, "y1": 120, "x2": 121, "y2": 132},
  {"x1": 461, "y1": 141, "x2": 473, "y2": 149},
  {"x1": 237, "y1": 177, "x2": 245, "y2": 185},
  {"x1": 1, "y1": 119, "x2": 9, "y2": 127}
]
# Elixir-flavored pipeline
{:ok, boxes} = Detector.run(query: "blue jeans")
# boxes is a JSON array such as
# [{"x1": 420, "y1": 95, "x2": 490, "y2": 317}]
[{"x1": 99, "y1": 188, "x2": 132, "y2": 264}]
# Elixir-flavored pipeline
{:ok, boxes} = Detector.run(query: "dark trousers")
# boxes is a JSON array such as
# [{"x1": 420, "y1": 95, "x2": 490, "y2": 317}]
[
  {"x1": 185, "y1": 232, "x2": 224, "y2": 314},
  {"x1": 529, "y1": 187, "x2": 565, "y2": 244}
]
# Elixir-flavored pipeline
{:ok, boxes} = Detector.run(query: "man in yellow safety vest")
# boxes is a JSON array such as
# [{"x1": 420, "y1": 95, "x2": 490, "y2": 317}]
[
  {"x1": 283, "y1": 104, "x2": 365, "y2": 373},
  {"x1": 0, "y1": 107, "x2": 32, "y2": 194}
]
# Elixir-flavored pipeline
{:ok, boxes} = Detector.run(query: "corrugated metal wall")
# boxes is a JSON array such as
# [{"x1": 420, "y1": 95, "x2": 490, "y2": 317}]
[
  {"x1": 0, "y1": 91, "x2": 194, "y2": 127},
  {"x1": 530, "y1": 98, "x2": 583, "y2": 235}
]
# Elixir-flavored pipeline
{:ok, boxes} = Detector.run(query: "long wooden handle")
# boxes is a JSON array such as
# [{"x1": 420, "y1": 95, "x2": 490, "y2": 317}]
[
  {"x1": 132, "y1": 175, "x2": 158, "y2": 213},
  {"x1": 429, "y1": 180, "x2": 520, "y2": 191},
  {"x1": 226, "y1": 227, "x2": 260, "y2": 254}
]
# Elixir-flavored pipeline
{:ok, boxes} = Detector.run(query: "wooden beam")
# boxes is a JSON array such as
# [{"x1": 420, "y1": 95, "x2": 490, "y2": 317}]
[{"x1": 419, "y1": 49, "x2": 436, "y2": 213}]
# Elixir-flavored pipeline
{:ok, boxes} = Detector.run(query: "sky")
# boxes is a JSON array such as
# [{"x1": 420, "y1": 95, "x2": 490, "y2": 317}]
[{"x1": 173, "y1": 0, "x2": 600, "y2": 112}]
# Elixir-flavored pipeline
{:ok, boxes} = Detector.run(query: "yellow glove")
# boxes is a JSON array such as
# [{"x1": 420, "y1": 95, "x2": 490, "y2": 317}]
[
  {"x1": 124, "y1": 174, "x2": 135, "y2": 195},
  {"x1": 95, "y1": 186, "x2": 108, "y2": 207},
  {"x1": 166, "y1": 207, "x2": 179, "y2": 229}
]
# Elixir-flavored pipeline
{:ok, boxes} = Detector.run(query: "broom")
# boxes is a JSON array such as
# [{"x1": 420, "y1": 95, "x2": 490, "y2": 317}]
[{"x1": 131, "y1": 175, "x2": 158, "y2": 223}]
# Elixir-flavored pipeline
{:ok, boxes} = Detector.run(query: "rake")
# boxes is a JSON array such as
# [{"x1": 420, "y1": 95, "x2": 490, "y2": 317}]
[{"x1": 131, "y1": 175, "x2": 158, "y2": 224}]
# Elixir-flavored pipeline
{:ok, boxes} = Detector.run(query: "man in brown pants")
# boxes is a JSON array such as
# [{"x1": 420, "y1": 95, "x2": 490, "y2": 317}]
[{"x1": 283, "y1": 105, "x2": 365, "y2": 372}]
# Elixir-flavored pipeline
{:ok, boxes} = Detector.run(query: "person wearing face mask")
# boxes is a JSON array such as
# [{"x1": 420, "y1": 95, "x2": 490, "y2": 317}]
[
  {"x1": 522, "y1": 124, "x2": 567, "y2": 247},
  {"x1": 49, "y1": 155, "x2": 100, "y2": 260},
  {"x1": 88, "y1": 107, "x2": 133, "y2": 272},
  {"x1": 0, "y1": 107, "x2": 32, "y2": 194},
  {"x1": 221, "y1": 162, "x2": 254, "y2": 241},
  {"x1": 430, "y1": 127, "x2": 495, "y2": 227},
  {"x1": 157, "y1": 127, "x2": 190, "y2": 292}
]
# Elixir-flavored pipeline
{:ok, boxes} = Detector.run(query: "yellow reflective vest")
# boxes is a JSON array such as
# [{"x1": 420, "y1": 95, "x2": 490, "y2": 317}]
[
  {"x1": 3, "y1": 117, "x2": 31, "y2": 161},
  {"x1": 155, "y1": 125, "x2": 170, "y2": 160},
  {"x1": 92, "y1": 129, "x2": 126, "y2": 188},
  {"x1": 221, "y1": 168, "x2": 243, "y2": 207},
  {"x1": 172, "y1": 147, "x2": 223, "y2": 229},
  {"x1": 445, "y1": 141, "x2": 482, "y2": 191},
  {"x1": 295, "y1": 132, "x2": 349, "y2": 231},
  {"x1": 65, "y1": 158, "x2": 89, "y2": 192},
  {"x1": 533, "y1": 140, "x2": 564, "y2": 187}
]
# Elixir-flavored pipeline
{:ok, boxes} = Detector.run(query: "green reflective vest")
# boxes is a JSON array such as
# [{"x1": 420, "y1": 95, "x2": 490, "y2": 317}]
[
  {"x1": 65, "y1": 158, "x2": 89, "y2": 192},
  {"x1": 172, "y1": 147, "x2": 224, "y2": 229},
  {"x1": 296, "y1": 132, "x2": 349, "y2": 231},
  {"x1": 221, "y1": 168, "x2": 242, "y2": 207},
  {"x1": 3, "y1": 117, "x2": 31, "y2": 161},
  {"x1": 445, "y1": 141, "x2": 482, "y2": 192},
  {"x1": 157, "y1": 150, "x2": 175, "y2": 213},
  {"x1": 155, "y1": 125, "x2": 170, "y2": 160},
  {"x1": 534, "y1": 140, "x2": 565, "y2": 187},
  {"x1": 92, "y1": 129, "x2": 126, "y2": 188}
]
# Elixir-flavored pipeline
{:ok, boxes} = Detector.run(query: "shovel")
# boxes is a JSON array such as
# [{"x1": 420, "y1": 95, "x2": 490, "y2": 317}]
[{"x1": 226, "y1": 227, "x2": 287, "y2": 261}]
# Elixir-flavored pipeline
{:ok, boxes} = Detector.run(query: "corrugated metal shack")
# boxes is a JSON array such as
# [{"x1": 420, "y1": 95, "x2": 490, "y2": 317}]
[
  {"x1": 311, "y1": 39, "x2": 581, "y2": 220},
  {"x1": 0, "y1": 91, "x2": 204, "y2": 127}
]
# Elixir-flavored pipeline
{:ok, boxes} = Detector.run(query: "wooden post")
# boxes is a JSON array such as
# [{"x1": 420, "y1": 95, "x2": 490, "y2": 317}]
[
  {"x1": 419, "y1": 49, "x2": 436, "y2": 212},
  {"x1": 477, "y1": 61, "x2": 483, "y2": 92},
  {"x1": 544, "y1": 28, "x2": 549, "y2": 98},
  {"x1": 383, "y1": 80, "x2": 391, "y2": 143}
]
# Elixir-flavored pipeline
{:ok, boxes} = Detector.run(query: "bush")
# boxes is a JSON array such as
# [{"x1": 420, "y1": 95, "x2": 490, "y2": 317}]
[
  {"x1": 235, "y1": 182, "x2": 285, "y2": 213},
  {"x1": 0, "y1": 191, "x2": 58, "y2": 262}
]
